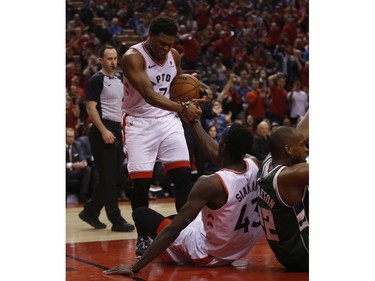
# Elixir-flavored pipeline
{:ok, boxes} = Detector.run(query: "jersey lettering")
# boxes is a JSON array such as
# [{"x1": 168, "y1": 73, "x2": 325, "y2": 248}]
[
  {"x1": 235, "y1": 181, "x2": 256, "y2": 202},
  {"x1": 155, "y1": 73, "x2": 172, "y2": 84}
]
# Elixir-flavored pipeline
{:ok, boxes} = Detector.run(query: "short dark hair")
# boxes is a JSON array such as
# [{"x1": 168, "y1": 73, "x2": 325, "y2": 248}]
[
  {"x1": 221, "y1": 123, "x2": 253, "y2": 160},
  {"x1": 149, "y1": 16, "x2": 178, "y2": 36},
  {"x1": 98, "y1": 45, "x2": 115, "y2": 58},
  {"x1": 269, "y1": 126, "x2": 299, "y2": 156}
]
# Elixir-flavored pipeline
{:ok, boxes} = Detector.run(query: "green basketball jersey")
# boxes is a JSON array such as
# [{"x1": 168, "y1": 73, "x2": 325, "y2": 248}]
[{"x1": 257, "y1": 156, "x2": 309, "y2": 271}]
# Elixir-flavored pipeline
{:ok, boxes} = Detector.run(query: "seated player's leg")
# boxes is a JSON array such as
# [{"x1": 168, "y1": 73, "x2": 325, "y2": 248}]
[{"x1": 132, "y1": 207, "x2": 173, "y2": 258}]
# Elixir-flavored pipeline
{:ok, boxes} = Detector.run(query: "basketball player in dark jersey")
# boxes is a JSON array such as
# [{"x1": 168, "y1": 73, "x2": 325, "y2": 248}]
[{"x1": 257, "y1": 110, "x2": 309, "y2": 271}]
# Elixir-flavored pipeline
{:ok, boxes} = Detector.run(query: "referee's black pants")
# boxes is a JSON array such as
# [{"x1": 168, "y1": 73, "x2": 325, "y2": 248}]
[{"x1": 84, "y1": 120, "x2": 126, "y2": 225}]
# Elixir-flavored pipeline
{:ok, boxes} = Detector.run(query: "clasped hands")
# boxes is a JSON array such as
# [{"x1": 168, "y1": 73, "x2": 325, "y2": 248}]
[{"x1": 180, "y1": 89, "x2": 209, "y2": 123}]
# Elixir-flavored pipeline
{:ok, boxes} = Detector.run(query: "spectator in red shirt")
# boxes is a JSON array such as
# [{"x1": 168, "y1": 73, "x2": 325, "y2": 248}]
[
  {"x1": 211, "y1": 23, "x2": 223, "y2": 42},
  {"x1": 66, "y1": 62, "x2": 77, "y2": 89},
  {"x1": 266, "y1": 22, "x2": 282, "y2": 50},
  {"x1": 163, "y1": 0, "x2": 178, "y2": 18},
  {"x1": 66, "y1": 27, "x2": 86, "y2": 58},
  {"x1": 227, "y1": 3, "x2": 240, "y2": 27},
  {"x1": 246, "y1": 78, "x2": 269, "y2": 126},
  {"x1": 66, "y1": 95, "x2": 80, "y2": 136},
  {"x1": 293, "y1": 48, "x2": 309, "y2": 93},
  {"x1": 70, "y1": 75, "x2": 85, "y2": 99},
  {"x1": 212, "y1": 30, "x2": 235, "y2": 69},
  {"x1": 210, "y1": 4, "x2": 225, "y2": 27},
  {"x1": 180, "y1": 29, "x2": 201, "y2": 71},
  {"x1": 196, "y1": 24, "x2": 214, "y2": 55},
  {"x1": 194, "y1": 1, "x2": 210, "y2": 31},
  {"x1": 267, "y1": 72, "x2": 288, "y2": 125},
  {"x1": 281, "y1": 15, "x2": 298, "y2": 46}
]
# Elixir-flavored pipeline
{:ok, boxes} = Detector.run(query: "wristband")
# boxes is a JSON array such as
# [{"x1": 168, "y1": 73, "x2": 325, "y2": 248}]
[{"x1": 180, "y1": 101, "x2": 190, "y2": 114}]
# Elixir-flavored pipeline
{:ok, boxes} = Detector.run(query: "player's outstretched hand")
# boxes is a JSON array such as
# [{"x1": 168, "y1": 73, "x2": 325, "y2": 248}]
[
  {"x1": 192, "y1": 95, "x2": 209, "y2": 107},
  {"x1": 103, "y1": 264, "x2": 133, "y2": 275},
  {"x1": 192, "y1": 86, "x2": 209, "y2": 107}
]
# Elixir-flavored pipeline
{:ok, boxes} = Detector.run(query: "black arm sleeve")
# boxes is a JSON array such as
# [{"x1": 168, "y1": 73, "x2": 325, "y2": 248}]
[{"x1": 85, "y1": 72, "x2": 104, "y2": 102}]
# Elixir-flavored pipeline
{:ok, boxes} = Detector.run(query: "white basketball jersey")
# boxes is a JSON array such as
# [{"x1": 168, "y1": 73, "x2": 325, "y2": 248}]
[
  {"x1": 201, "y1": 158, "x2": 264, "y2": 260},
  {"x1": 122, "y1": 42, "x2": 178, "y2": 117}
]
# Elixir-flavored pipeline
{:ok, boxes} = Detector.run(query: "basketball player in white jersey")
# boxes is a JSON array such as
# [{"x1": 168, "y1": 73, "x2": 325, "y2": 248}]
[
  {"x1": 104, "y1": 122, "x2": 264, "y2": 276},
  {"x1": 121, "y1": 16, "x2": 203, "y2": 256}
]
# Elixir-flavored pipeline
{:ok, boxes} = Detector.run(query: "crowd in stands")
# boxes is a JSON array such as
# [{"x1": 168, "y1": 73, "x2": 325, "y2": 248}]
[{"x1": 66, "y1": 0, "x2": 309, "y2": 203}]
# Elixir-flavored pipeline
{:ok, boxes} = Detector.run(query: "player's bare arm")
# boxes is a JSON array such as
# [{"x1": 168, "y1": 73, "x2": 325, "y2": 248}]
[
  {"x1": 296, "y1": 109, "x2": 309, "y2": 141},
  {"x1": 277, "y1": 162, "x2": 309, "y2": 206},
  {"x1": 188, "y1": 121, "x2": 220, "y2": 167}
]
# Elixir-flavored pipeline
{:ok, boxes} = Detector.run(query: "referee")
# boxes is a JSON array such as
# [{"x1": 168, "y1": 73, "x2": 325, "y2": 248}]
[{"x1": 78, "y1": 45, "x2": 134, "y2": 232}]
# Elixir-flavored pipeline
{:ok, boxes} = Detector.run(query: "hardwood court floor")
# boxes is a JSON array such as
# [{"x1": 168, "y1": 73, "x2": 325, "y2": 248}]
[{"x1": 66, "y1": 198, "x2": 308, "y2": 281}]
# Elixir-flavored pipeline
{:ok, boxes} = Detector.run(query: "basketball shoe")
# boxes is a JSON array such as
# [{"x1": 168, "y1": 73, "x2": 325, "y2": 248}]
[{"x1": 136, "y1": 236, "x2": 153, "y2": 258}]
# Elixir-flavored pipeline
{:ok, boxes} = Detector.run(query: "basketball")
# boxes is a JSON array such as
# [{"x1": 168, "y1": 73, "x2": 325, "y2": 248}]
[{"x1": 169, "y1": 74, "x2": 201, "y2": 102}]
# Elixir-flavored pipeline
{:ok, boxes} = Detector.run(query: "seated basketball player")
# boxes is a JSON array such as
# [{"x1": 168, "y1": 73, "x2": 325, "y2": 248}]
[
  {"x1": 104, "y1": 122, "x2": 264, "y2": 276},
  {"x1": 256, "y1": 110, "x2": 309, "y2": 271}
]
